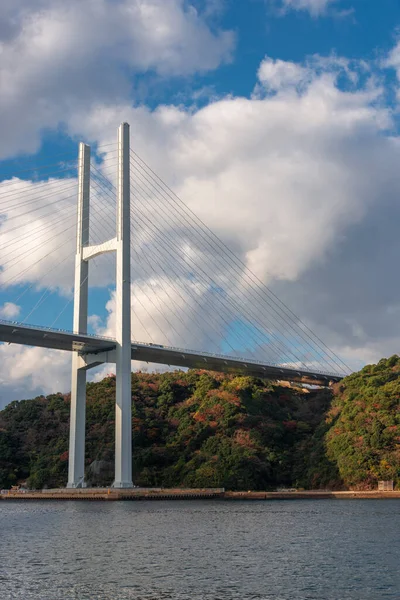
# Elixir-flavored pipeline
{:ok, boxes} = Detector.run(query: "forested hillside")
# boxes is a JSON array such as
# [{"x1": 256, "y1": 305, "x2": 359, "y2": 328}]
[{"x1": 0, "y1": 359, "x2": 399, "y2": 490}]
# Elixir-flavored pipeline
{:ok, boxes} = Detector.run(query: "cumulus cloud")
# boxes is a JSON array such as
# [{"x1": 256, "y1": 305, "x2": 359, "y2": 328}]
[
  {"x1": 0, "y1": 177, "x2": 77, "y2": 291},
  {"x1": 257, "y1": 57, "x2": 312, "y2": 92},
  {"x1": 73, "y1": 55, "x2": 388, "y2": 284},
  {"x1": 0, "y1": 172, "x2": 119, "y2": 296},
  {"x1": 0, "y1": 0, "x2": 235, "y2": 159},
  {"x1": 0, "y1": 302, "x2": 21, "y2": 319},
  {"x1": 382, "y1": 39, "x2": 400, "y2": 102},
  {"x1": 385, "y1": 40, "x2": 400, "y2": 74},
  {"x1": 0, "y1": 344, "x2": 71, "y2": 405},
  {"x1": 3, "y1": 37, "x2": 400, "y2": 404},
  {"x1": 66, "y1": 53, "x2": 400, "y2": 372}
]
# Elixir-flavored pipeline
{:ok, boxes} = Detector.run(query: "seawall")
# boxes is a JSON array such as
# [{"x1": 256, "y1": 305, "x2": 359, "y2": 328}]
[{"x1": 1, "y1": 488, "x2": 400, "y2": 501}]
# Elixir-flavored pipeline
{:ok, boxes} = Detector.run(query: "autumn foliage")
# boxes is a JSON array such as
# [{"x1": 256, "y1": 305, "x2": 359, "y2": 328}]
[
  {"x1": 325, "y1": 356, "x2": 400, "y2": 489},
  {"x1": 0, "y1": 360, "x2": 399, "y2": 490}
]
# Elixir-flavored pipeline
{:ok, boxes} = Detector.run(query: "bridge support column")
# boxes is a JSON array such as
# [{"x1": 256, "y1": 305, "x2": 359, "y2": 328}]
[
  {"x1": 67, "y1": 143, "x2": 90, "y2": 489},
  {"x1": 113, "y1": 122, "x2": 133, "y2": 488},
  {"x1": 67, "y1": 360, "x2": 87, "y2": 488}
]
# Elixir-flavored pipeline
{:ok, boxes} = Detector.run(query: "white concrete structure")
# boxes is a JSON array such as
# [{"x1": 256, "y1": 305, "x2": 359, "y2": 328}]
[
  {"x1": 67, "y1": 123, "x2": 133, "y2": 488},
  {"x1": 67, "y1": 142, "x2": 90, "y2": 489},
  {"x1": 114, "y1": 122, "x2": 133, "y2": 488}
]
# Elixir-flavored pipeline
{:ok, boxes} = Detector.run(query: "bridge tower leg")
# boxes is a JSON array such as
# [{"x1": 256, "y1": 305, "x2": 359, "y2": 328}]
[
  {"x1": 113, "y1": 122, "x2": 133, "y2": 488},
  {"x1": 67, "y1": 143, "x2": 90, "y2": 488}
]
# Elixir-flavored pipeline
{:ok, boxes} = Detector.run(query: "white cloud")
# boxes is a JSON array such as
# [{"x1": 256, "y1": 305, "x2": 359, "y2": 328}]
[
  {"x1": 0, "y1": 302, "x2": 21, "y2": 319},
  {"x1": 73, "y1": 57, "x2": 387, "y2": 284},
  {"x1": 3, "y1": 44, "x2": 400, "y2": 403},
  {"x1": 0, "y1": 0, "x2": 235, "y2": 159},
  {"x1": 65, "y1": 55, "x2": 399, "y2": 374},
  {"x1": 0, "y1": 344, "x2": 71, "y2": 404},
  {"x1": 87, "y1": 314, "x2": 103, "y2": 332},
  {"x1": 257, "y1": 57, "x2": 311, "y2": 92},
  {"x1": 0, "y1": 171, "x2": 120, "y2": 296},
  {"x1": 278, "y1": 0, "x2": 338, "y2": 16},
  {"x1": 0, "y1": 177, "x2": 78, "y2": 291},
  {"x1": 100, "y1": 280, "x2": 230, "y2": 350},
  {"x1": 385, "y1": 40, "x2": 400, "y2": 74},
  {"x1": 383, "y1": 39, "x2": 400, "y2": 101}
]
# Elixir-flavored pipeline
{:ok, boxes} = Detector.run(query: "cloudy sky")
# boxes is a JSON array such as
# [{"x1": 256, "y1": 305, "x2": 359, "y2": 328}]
[{"x1": 1, "y1": 0, "x2": 400, "y2": 407}]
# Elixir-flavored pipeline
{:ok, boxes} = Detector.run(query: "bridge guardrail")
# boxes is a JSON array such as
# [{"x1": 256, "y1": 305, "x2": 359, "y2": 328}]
[
  {"x1": 131, "y1": 340, "x2": 342, "y2": 379},
  {"x1": 0, "y1": 319, "x2": 343, "y2": 379},
  {"x1": 0, "y1": 319, "x2": 116, "y2": 343}
]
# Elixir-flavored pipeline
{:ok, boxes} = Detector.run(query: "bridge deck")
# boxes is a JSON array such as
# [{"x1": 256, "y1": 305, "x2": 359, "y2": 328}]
[{"x1": 0, "y1": 320, "x2": 343, "y2": 385}]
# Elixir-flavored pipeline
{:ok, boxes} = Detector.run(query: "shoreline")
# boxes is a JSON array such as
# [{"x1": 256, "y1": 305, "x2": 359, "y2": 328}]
[{"x1": 1, "y1": 488, "x2": 400, "y2": 501}]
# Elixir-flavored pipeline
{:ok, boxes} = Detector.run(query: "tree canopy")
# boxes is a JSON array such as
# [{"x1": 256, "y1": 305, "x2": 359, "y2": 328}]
[{"x1": 0, "y1": 361, "x2": 398, "y2": 490}]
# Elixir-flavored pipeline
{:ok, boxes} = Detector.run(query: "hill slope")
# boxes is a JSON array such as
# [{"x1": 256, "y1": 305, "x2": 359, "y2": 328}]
[{"x1": 0, "y1": 361, "x2": 398, "y2": 490}]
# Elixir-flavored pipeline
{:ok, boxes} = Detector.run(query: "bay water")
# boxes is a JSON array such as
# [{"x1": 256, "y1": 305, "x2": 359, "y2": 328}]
[{"x1": 1, "y1": 499, "x2": 399, "y2": 599}]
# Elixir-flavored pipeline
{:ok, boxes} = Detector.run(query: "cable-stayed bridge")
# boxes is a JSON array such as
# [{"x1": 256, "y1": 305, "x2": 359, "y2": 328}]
[{"x1": 0, "y1": 123, "x2": 350, "y2": 488}]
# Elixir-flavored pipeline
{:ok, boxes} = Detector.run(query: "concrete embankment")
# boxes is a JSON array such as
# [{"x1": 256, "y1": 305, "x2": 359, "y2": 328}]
[
  {"x1": 1, "y1": 488, "x2": 400, "y2": 501},
  {"x1": 224, "y1": 490, "x2": 400, "y2": 500},
  {"x1": 0, "y1": 488, "x2": 224, "y2": 501}
]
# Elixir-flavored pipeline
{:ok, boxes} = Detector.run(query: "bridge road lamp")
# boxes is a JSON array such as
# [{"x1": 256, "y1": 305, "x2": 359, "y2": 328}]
[{"x1": 67, "y1": 123, "x2": 133, "y2": 489}]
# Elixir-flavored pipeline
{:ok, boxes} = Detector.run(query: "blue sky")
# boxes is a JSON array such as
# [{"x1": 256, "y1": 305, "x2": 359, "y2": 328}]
[{"x1": 2, "y1": 0, "x2": 400, "y2": 403}]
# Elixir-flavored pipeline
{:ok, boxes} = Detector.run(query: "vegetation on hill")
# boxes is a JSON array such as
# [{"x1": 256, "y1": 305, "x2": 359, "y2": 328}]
[
  {"x1": 0, "y1": 359, "x2": 399, "y2": 490},
  {"x1": 326, "y1": 356, "x2": 400, "y2": 488}
]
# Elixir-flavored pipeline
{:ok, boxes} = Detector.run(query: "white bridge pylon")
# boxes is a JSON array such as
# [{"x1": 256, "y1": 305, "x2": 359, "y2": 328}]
[{"x1": 68, "y1": 123, "x2": 132, "y2": 489}]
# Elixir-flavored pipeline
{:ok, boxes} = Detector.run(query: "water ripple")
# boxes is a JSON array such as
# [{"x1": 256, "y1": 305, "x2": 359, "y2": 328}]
[{"x1": 0, "y1": 499, "x2": 399, "y2": 599}]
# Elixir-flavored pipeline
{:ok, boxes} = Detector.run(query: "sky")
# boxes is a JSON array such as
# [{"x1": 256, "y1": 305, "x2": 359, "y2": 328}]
[{"x1": 2, "y1": 0, "x2": 400, "y2": 406}]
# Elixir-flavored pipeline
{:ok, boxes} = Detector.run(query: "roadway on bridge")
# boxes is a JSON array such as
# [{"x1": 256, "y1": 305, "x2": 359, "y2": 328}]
[{"x1": 0, "y1": 320, "x2": 342, "y2": 385}]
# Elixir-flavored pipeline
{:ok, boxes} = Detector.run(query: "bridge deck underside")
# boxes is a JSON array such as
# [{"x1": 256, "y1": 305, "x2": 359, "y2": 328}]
[{"x1": 0, "y1": 321, "x2": 342, "y2": 385}]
